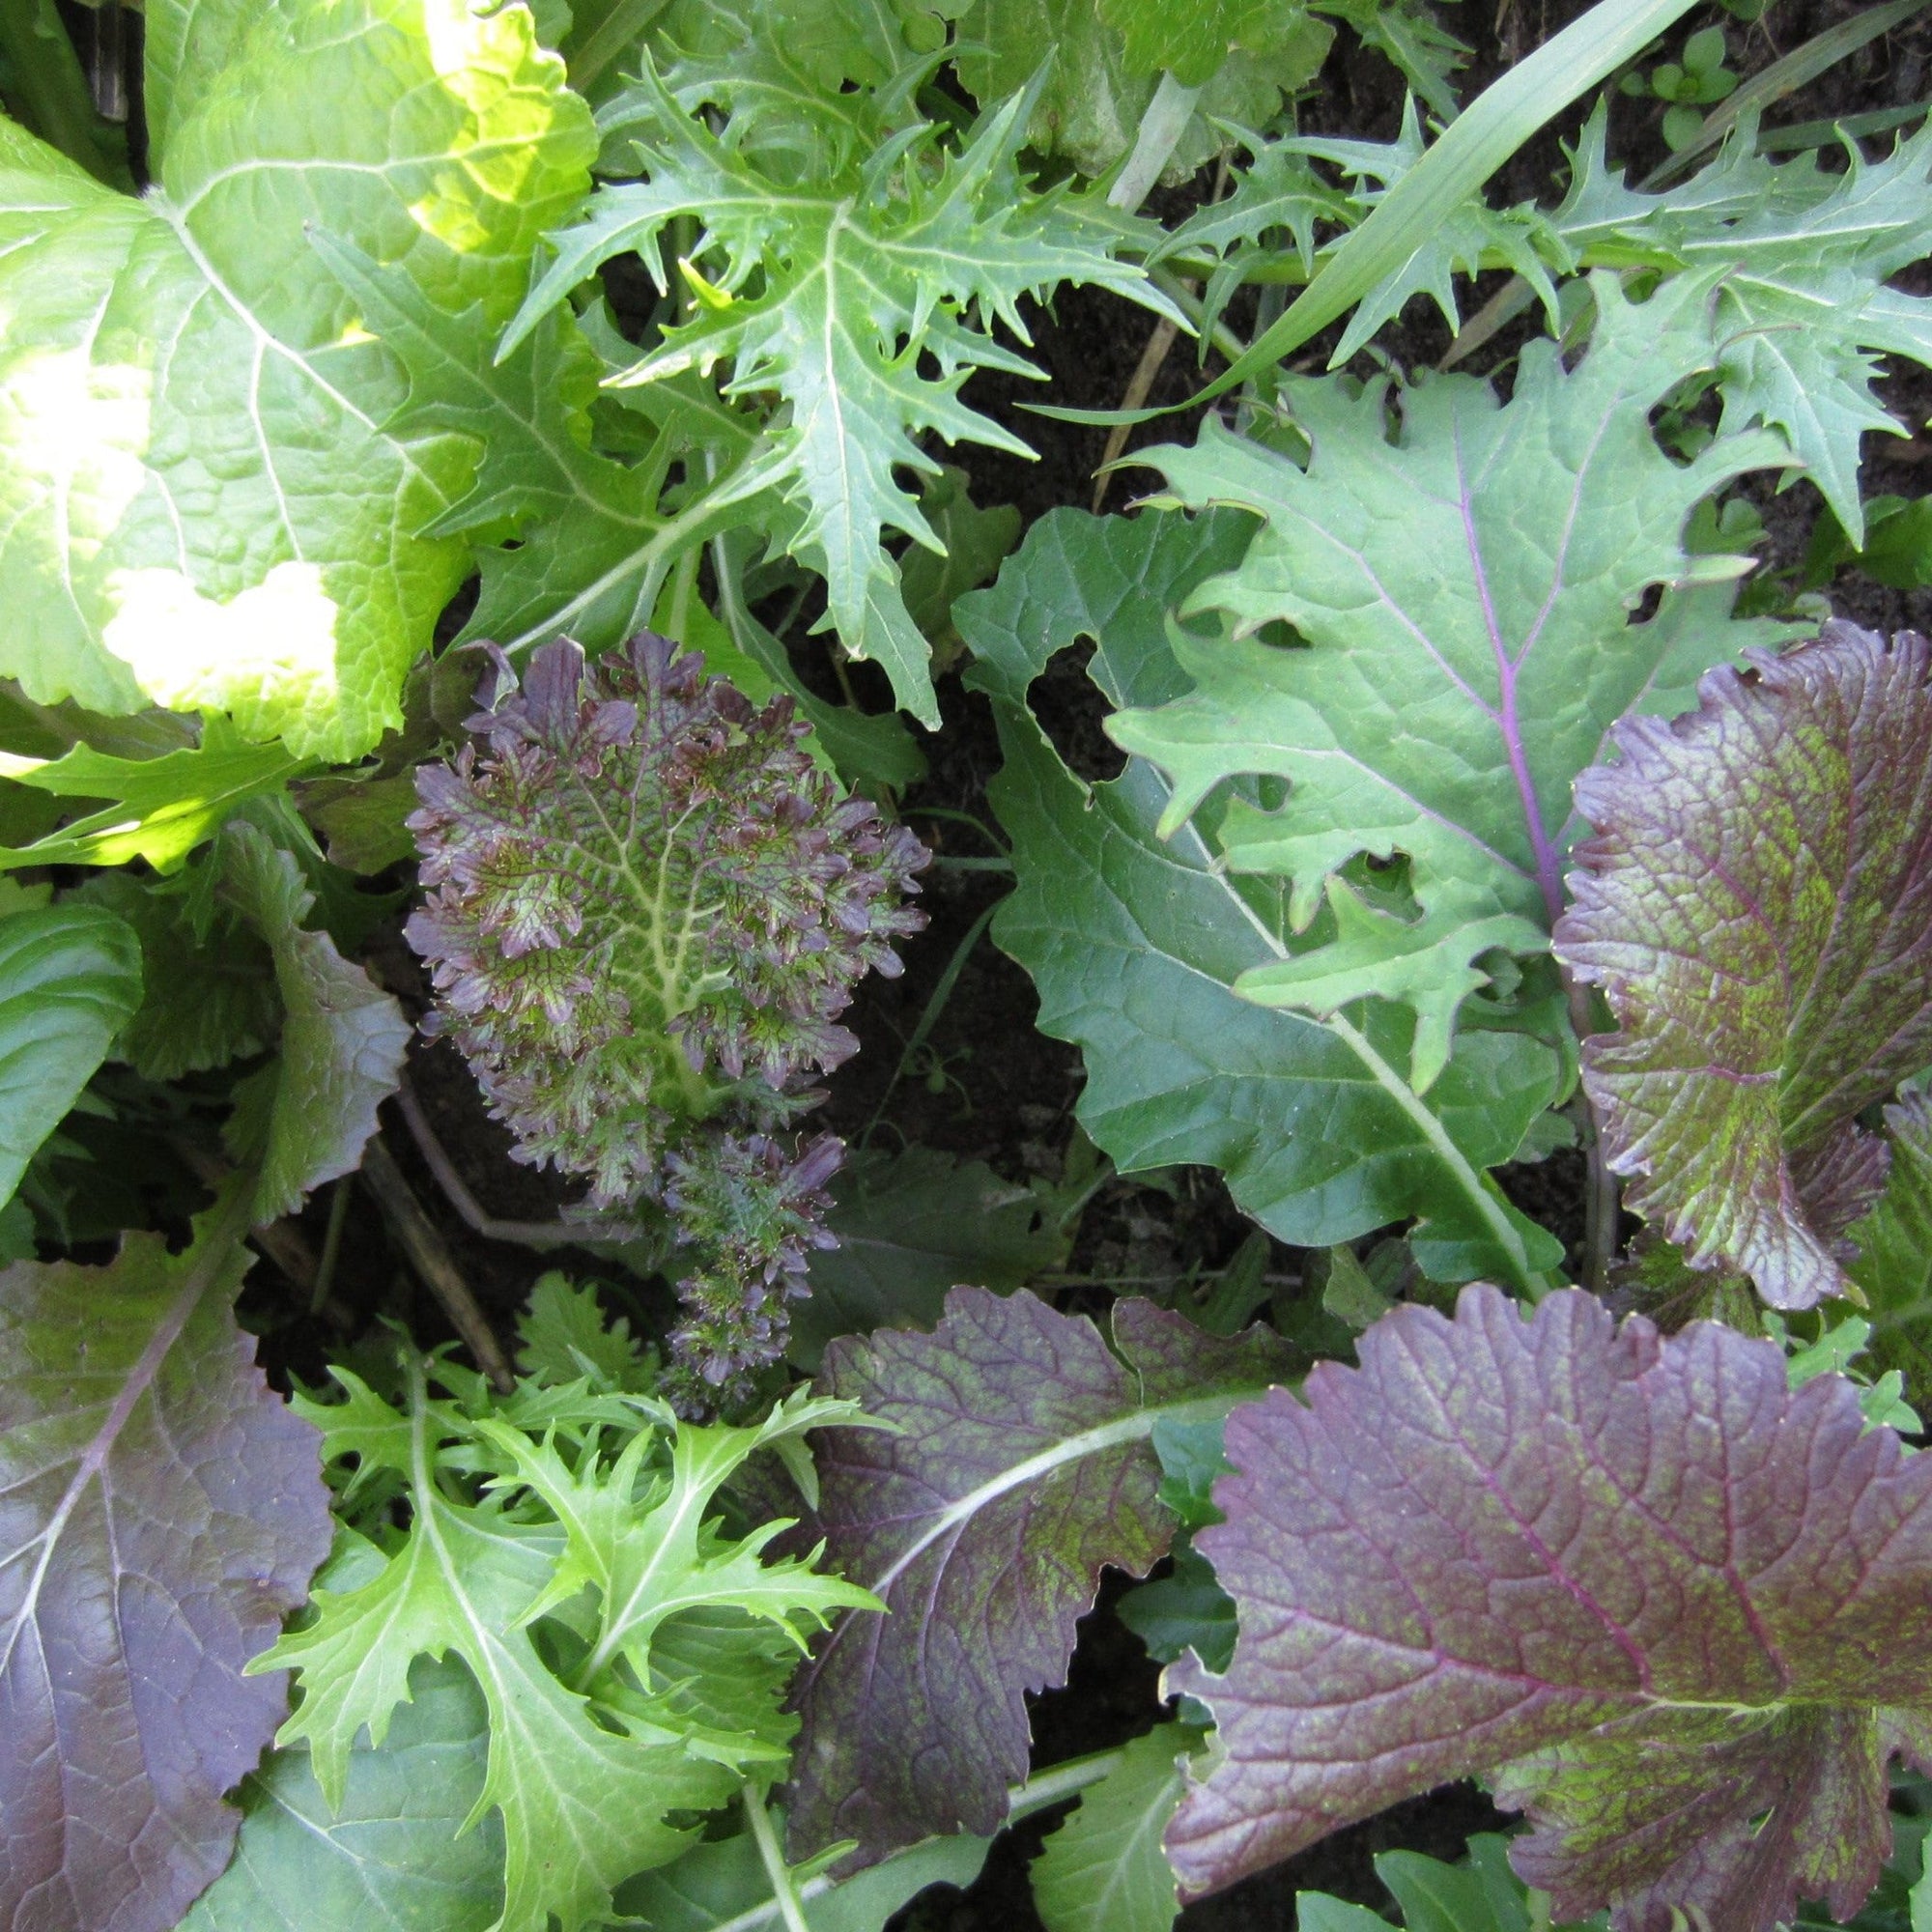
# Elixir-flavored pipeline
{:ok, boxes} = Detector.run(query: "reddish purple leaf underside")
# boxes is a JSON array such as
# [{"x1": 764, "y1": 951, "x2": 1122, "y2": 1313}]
[
  {"x1": 0, "y1": 1224, "x2": 331, "y2": 1932},
  {"x1": 1554, "y1": 620, "x2": 1932, "y2": 1307},
  {"x1": 1165, "y1": 1285, "x2": 1932, "y2": 1932}
]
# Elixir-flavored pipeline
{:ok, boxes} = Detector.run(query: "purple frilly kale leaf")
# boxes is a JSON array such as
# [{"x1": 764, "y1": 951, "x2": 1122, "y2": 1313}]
[
  {"x1": 783, "y1": 1286, "x2": 1293, "y2": 1868},
  {"x1": 407, "y1": 632, "x2": 928, "y2": 1398},
  {"x1": 0, "y1": 1212, "x2": 333, "y2": 1932},
  {"x1": 1552, "y1": 619, "x2": 1932, "y2": 1308},
  {"x1": 1164, "y1": 1284, "x2": 1932, "y2": 1932}
]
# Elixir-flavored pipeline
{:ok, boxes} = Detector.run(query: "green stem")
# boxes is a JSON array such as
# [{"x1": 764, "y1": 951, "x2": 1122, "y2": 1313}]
[{"x1": 744, "y1": 1784, "x2": 812, "y2": 1932}]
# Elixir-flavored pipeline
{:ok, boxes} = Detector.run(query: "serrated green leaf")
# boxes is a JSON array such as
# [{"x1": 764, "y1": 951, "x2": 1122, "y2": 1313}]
[
  {"x1": 0, "y1": 0, "x2": 595, "y2": 760},
  {"x1": 515, "y1": 1272, "x2": 655, "y2": 1390},
  {"x1": 0, "y1": 718, "x2": 303, "y2": 872},
  {"x1": 215, "y1": 820, "x2": 410, "y2": 1222},
  {"x1": 178, "y1": 1654, "x2": 504, "y2": 1932},
  {"x1": 958, "y1": 506, "x2": 1563, "y2": 1290},
  {"x1": 1031, "y1": 1721, "x2": 1204, "y2": 1932},
  {"x1": 255, "y1": 1357, "x2": 740, "y2": 1932},
  {"x1": 0, "y1": 902, "x2": 141, "y2": 1208},
  {"x1": 1109, "y1": 273, "x2": 1785, "y2": 1083},
  {"x1": 1552, "y1": 108, "x2": 1932, "y2": 542},
  {"x1": 508, "y1": 61, "x2": 1172, "y2": 724}
]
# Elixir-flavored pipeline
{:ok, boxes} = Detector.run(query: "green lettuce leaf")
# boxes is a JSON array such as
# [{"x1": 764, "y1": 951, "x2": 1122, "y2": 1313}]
[
  {"x1": 0, "y1": 0, "x2": 594, "y2": 758},
  {"x1": 958, "y1": 505, "x2": 1564, "y2": 1290},
  {"x1": 1554, "y1": 622, "x2": 1932, "y2": 1309}
]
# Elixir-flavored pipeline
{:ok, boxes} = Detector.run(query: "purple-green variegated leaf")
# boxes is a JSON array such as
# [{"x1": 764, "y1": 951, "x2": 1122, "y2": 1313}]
[
  {"x1": 1552, "y1": 620, "x2": 1932, "y2": 1308},
  {"x1": 784, "y1": 1287, "x2": 1293, "y2": 1867},
  {"x1": 1165, "y1": 1285, "x2": 1932, "y2": 1932},
  {"x1": 0, "y1": 1216, "x2": 333, "y2": 1932}
]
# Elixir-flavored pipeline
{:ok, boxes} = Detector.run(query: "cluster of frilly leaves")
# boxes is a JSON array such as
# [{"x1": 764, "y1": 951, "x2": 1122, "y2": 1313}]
[{"x1": 406, "y1": 632, "x2": 927, "y2": 1404}]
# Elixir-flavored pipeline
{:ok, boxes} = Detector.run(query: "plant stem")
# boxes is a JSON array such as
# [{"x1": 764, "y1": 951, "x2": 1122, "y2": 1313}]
[
  {"x1": 311, "y1": 1178, "x2": 352, "y2": 1317},
  {"x1": 861, "y1": 901, "x2": 998, "y2": 1146},
  {"x1": 1565, "y1": 974, "x2": 1619, "y2": 1296},
  {"x1": 1107, "y1": 71, "x2": 1203, "y2": 214},
  {"x1": 360, "y1": 1135, "x2": 516, "y2": 1392},
  {"x1": 744, "y1": 1785, "x2": 812, "y2": 1932}
]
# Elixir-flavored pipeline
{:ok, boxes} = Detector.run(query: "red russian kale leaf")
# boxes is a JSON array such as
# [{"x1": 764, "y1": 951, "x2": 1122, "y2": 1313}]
[
  {"x1": 783, "y1": 1287, "x2": 1293, "y2": 1866},
  {"x1": 1552, "y1": 620, "x2": 1932, "y2": 1307},
  {"x1": 0, "y1": 1217, "x2": 333, "y2": 1932},
  {"x1": 1165, "y1": 1284, "x2": 1932, "y2": 1932}
]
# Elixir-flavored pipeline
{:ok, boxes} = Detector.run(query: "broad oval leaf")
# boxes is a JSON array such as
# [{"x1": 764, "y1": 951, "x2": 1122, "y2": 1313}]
[
  {"x1": 1553, "y1": 621, "x2": 1932, "y2": 1308},
  {"x1": 784, "y1": 1287, "x2": 1293, "y2": 1866},
  {"x1": 0, "y1": 0, "x2": 594, "y2": 759},
  {"x1": 0, "y1": 1215, "x2": 333, "y2": 1932},
  {"x1": 0, "y1": 901, "x2": 142, "y2": 1208},
  {"x1": 1166, "y1": 1284, "x2": 1932, "y2": 1932}
]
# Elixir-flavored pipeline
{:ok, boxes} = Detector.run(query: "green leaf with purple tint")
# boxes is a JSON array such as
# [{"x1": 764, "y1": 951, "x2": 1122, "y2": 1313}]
[
  {"x1": 1107, "y1": 271, "x2": 1786, "y2": 1089},
  {"x1": 1165, "y1": 1284, "x2": 1932, "y2": 1932},
  {"x1": 1553, "y1": 621, "x2": 1932, "y2": 1309},
  {"x1": 0, "y1": 1208, "x2": 333, "y2": 1932},
  {"x1": 783, "y1": 1287, "x2": 1293, "y2": 1868}
]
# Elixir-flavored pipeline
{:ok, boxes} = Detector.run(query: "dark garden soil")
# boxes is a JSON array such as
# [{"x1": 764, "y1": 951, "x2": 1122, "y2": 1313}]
[{"x1": 212, "y1": 4, "x2": 1932, "y2": 1924}]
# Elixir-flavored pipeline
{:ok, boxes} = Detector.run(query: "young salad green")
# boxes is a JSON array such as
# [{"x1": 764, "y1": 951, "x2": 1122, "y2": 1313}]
[{"x1": 5, "y1": 2, "x2": 1932, "y2": 1931}]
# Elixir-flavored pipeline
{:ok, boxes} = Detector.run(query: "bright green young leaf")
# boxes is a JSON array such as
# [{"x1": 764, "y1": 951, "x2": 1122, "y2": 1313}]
[
  {"x1": 506, "y1": 61, "x2": 1173, "y2": 724},
  {"x1": 0, "y1": 718, "x2": 304, "y2": 872},
  {"x1": 0, "y1": 0, "x2": 594, "y2": 759},
  {"x1": 1031, "y1": 1721, "x2": 1204, "y2": 1932},
  {"x1": 1551, "y1": 109, "x2": 1932, "y2": 542},
  {"x1": 1556, "y1": 623, "x2": 1932, "y2": 1310},
  {"x1": 958, "y1": 505, "x2": 1563, "y2": 1291},
  {"x1": 215, "y1": 821, "x2": 410, "y2": 1222},
  {"x1": 179, "y1": 1651, "x2": 504, "y2": 1932},
  {"x1": 1849, "y1": 1091, "x2": 1932, "y2": 1404},
  {"x1": 0, "y1": 902, "x2": 141, "y2": 1209},
  {"x1": 1109, "y1": 272, "x2": 1785, "y2": 1089},
  {"x1": 257, "y1": 1366, "x2": 872, "y2": 1932},
  {"x1": 515, "y1": 1272, "x2": 656, "y2": 1390}
]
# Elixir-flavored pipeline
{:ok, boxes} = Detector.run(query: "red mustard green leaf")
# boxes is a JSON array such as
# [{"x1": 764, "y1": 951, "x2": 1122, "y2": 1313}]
[
  {"x1": 783, "y1": 1287, "x2": 1293, "y2": 1867},
  {"x1": 1165, "y1": 1285, "x2": 1932, "y2": 1932},
  {"x1": 0, "y1": 1209, "x2": 333, "y2": 1932},
  {"x1": 1552, "y1": 620, "x2": 1932, "y2": 1309}
]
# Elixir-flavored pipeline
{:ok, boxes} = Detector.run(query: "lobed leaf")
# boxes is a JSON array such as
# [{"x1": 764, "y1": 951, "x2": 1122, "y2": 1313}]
[
  {"x1": 784, "y1": 1286, "x2": 1293, "y2": 1866},
  {"x1": 0, "y1": 0, "x2": 594, "y2": 758},
  {"x1": 959, "y1": 505, "x2": 1564, "y2": 1290},
  {"x1": 0, "y1": 1212, "x2": 333, "y2": 1932},
  {"x1": 1553, "y1": 621, "x2": 1932, "y2": 1308},
  {"x1": 0, "y1": 901, "x2": 142, "y2": 1208},
  {"x1": 1166, "y1": 1285, "x2": 1932, "y2": 1932},
  {"x1": 1110, "y1": 271, "x2": 1786, "y2": 1084}
]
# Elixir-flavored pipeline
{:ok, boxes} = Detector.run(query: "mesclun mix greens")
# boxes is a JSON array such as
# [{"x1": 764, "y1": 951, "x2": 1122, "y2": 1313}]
[{"x1": 10, "y1": 2, "x2": 1932, "y2": 1930}]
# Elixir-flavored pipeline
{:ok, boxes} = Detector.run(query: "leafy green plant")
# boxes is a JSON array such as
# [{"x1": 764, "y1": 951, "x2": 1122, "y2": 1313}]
[{"x1": 10, "y1": 2, "x2": 1932, "y2": 1931}]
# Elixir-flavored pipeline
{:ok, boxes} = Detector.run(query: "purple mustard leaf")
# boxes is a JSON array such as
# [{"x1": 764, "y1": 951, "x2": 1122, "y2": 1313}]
[
  {"x1": 1164, "y1": 1284, "x2": 1932, "y2": 1932},
  {"x1": 783, "y1": 1287, "x2": 1293, "y2": 1867},
  {"x1": 1554, "y1": 620, "x2": 1932, "y2": 1308},
  {"x1": 0, "y1": 1213, "x2": 332, "y2": 1932}
]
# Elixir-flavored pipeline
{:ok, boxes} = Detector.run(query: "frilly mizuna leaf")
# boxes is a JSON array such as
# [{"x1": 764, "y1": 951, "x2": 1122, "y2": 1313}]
[
  {"x1": 959, "y1": 505, "x2": 1564, "y2": 1290},
  {"x1": 0, "y1": 1207, "x2": 333, "y2": 1932},
  {"x1": 783, "y1": 1286, "x2": 1294, "y2": 1867},
  {"x1": 0, "y1": 900, "x2": 142, "y2": 1208},
  {"x1": 1165, "y1": 1284, "x2": 1932, "y2": 1932},
  {"x1": 1108, "y1": 271, "x2": 1786, "y2": 1084},
  {"x1": 1552, "y1": 620, "x2": 1932, "y2": 1309},
  {"x1": 0, "y1": 0, "x2": 594, "y2": 759}
]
